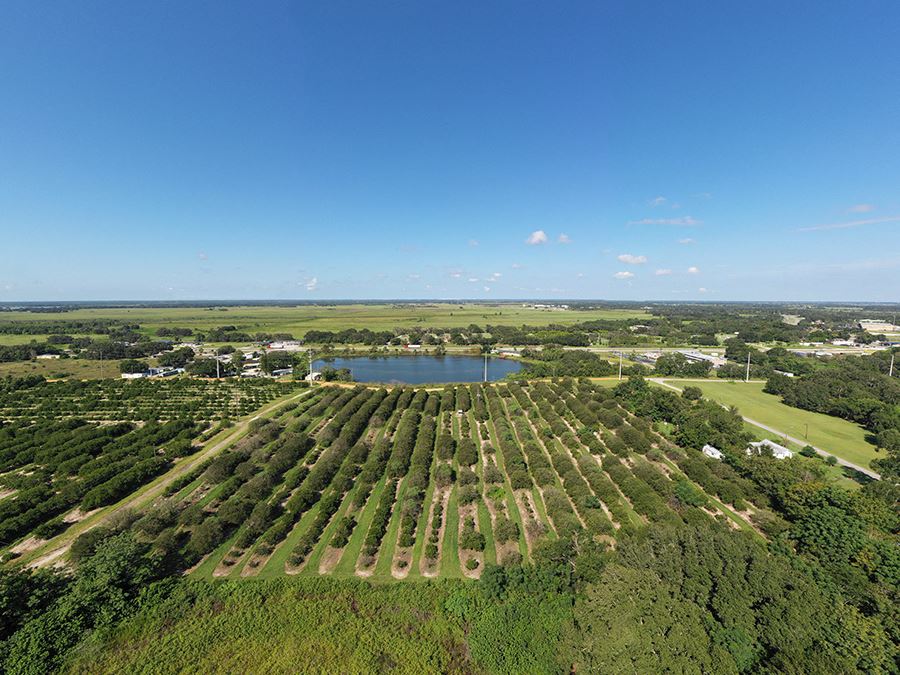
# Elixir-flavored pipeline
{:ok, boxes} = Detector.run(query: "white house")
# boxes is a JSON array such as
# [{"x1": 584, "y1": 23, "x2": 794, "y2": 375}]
[
  {"x1": 746, "y1": 439, "x2": 793, "y2": 460},
  {"x1": 702, "y1": 444, "x2": 723, "y2": 460}
]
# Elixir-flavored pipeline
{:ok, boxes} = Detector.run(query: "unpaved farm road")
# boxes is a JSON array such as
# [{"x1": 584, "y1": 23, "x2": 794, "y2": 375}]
[
  {"x1": 649, "y1": 379, "x2": 880, "y2": 480},
  {"x1": 21, "y1": 388, "x2": 314, "y2": 570}
]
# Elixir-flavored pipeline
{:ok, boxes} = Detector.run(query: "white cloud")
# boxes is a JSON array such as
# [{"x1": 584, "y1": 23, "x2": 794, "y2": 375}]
[
  {"x1": 511, "y1": 262, "x2": 524, "y2": 269},
  {"x1": 197, "y1": 251, "x2": 208, "y2": 261},
  {"x1": 483, "y1": 286, "x2": 491, "y2": 292},
  {"x1": 614, "y1": 271, "x2": 635, "y2": 279},
  {"x1": 698, "y1": 287, "x2": 708, "y2": 293},
  {"x1": 558, "y1": 233, "x2": 572, "y2": 244},
  {"x1": 798, "y1": 215, "x2": 900, "y2": 232},
  {"x1": 847, "y1": 204, "x2": 875, "y2": 213},
  {"x1": 576, "y1": 272, "x2": 585, "y2": 278},
  {"x1": 488, "y1": 272, "x2": 502, "y2": 281},
  {"x1": 468, "y1": 277, "x2": 479, "y2": 283},
  {"x1": 449, "y1": 271, "x2": 462, "y2": 279},
  {"x1": 617, "y1": 253, "x2": 647, "y2": 265},
  {"x1": 628, "y1": 216, "x2": 701, "y2": 226},
  {"x1": 526, "y1": 229, "x2": 548, "y2": 245},
  {"x1": 407, "y1": 273, "x2": 421, "y2": 280},
  {"x1": 678, "y1": 238, "x2": 695, "y2": 245},
  {"x1": 649, "y1": 196, "x2": 667, "y2": 207},
  {"x1": 687, "y1": 266, "x2": 700, "y2": 274},
  {"x1": 304, "y1": 277, "x2": 318, "y2": 291},
  {"x1": 468, "y1": 239, "x2": 480, "y2": 247},
  {"x1": 655, "y1": 269, "x2": 672, "y2": 276}
]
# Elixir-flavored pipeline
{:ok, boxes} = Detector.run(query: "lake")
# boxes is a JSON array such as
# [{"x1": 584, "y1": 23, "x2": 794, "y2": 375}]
[{"x1": 312, "y1": 355, "x2": 523, "y2": 384}]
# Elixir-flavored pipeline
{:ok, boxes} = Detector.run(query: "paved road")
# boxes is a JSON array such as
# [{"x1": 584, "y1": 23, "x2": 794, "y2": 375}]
[
  {"x1": 24, "y1": 388, "x2": 314, "y2": 569},
  {"x1": 649, "y1": 378, "x2": 881, "y2": 481}
]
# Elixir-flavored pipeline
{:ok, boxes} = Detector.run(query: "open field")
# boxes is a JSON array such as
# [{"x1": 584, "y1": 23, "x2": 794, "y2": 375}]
[
  {"x1": 0, "y1": 358, "x2": 128, "y2": 380},
  {"x1": 0, "y1": 303, "x2": 649, "y2": 338},
  {"x1": 661, "y1": 380, "x2": 879, "y2": 470},
  {"x1": 0, "y1": 333, "x2": 106, "y2": 346}
]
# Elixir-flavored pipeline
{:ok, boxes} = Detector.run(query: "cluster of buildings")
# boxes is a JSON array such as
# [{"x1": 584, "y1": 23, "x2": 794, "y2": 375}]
[
  {"x1": 521, "y1": 303, "x2": 570, "y2": 311},
  {"x1": 121, "y1": 367, "x2": 184, "y2": 380},
  {"x1": 634, "y1": 349, "x2": 728, "y2": 369},
  {"x1": 702, "y1": 438, "x2": 794, "y2": 461}
]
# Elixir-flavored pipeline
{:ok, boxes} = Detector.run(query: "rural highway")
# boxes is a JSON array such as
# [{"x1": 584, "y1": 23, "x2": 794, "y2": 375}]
[
  {"x1": 23, "y1": 388, "x2": 314, "y2": 569},
  {"x1": 649, "y1": 378, "x2": 882, "y2": 481}
]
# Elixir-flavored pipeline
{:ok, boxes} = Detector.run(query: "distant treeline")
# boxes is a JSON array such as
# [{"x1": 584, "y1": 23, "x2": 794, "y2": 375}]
[{"x1": 0, "y1": 319, "x2": 138, "y2": 335}]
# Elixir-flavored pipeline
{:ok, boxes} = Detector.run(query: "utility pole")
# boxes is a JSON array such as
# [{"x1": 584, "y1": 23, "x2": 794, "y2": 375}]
[
  {"x1": 618, "y1": 352, "x2": 623, "y2": 380},
  {"x1": 483, "y1": 353, "x2": 488, "y2": 383},
  {"x1": 890, "y1": 352, "x2": 895, "y2": 378},
  {"x1": 745, "y1": 352, "x2": 751, "y2": 382},
  {"x1": 216, "y1": 357, "x2": 220, "y2": 379}
]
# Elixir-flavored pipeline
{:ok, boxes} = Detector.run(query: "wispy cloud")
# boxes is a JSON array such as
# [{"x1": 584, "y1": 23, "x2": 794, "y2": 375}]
[
  {"x1": 468, "y1": 239, "x2": 480, "y2": 247},
  {"x1": 629, "y1": 216, "x2": 701, "y2": 226},
  {"x1": 819, "y1": 257, "x2": 900, "y2": 273},
  {"x1": 197, "y1": 251, "x2": 208, "y2": 261},
  {"x1": 617, "y1": 253, "x2": 647, "y2": 265},
  {"x1": 678, "y1": 237, "x2": 695, "y2": 245},
  {"x1": 847, "y1": 204, "x2": 875, "y2": 214},
  {"x1": 511, "y1": 262, "x2": 524, "y2": 269},
  {"x1": 558, "y1": 233, "x2": 571, "y2": 244},
  {"x1": 468, "y1": 277, "x2": 479, "y2": 283},
  {"x1": 698, "y1": 287, "x2": 708, "y2": 293},
  {"x1": 798, "y1": 215, "x2": 900, "y2": 232},
  {"x1": 488, "y1": 272, "x2": 502, "y2": 282},
  {"x1": 687, "y1": 266, "x2": 700, "y2": 274},
  {"x1": 655, "y1": 269, "x2": 672, "y2": 276},
  {"x1": 526, "y1": 229, "x2": 548, "y2": 245},
  {"x1": 304, "y1": 277, "x2": 318, "y2": 291},
  {"x1": 649, "y1": 196, "x2": 667, "y2": 207},
  {"x1": 614, "y1": 271, "x2": 634, "y2": 279}
]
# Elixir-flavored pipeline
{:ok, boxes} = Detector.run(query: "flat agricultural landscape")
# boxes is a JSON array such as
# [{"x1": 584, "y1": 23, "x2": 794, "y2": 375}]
[
  {"x1": 7, "y1": 379, "x2": 766, "y2": 582},
  {"x1": 0, "y1": 303, "x2": 648, "y2": 339},
  {"x1": 660, "y1": 379, "x2": 879, "y2": 470}
]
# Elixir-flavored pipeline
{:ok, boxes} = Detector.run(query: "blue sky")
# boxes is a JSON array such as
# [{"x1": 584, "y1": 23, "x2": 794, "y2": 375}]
[{"x1": 1, "y1": 1, "x2": 898, "y2": 302}]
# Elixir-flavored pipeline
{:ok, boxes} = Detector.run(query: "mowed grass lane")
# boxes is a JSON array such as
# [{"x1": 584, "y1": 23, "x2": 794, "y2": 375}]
[{"x1": 662, "y1": 380, "x2": 879, "y2": 469}]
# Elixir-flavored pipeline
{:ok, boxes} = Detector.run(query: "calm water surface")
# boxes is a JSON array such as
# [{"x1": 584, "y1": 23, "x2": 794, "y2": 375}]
[{"x1": 312, "y1": 355, "x2": 522, "y2": 384}]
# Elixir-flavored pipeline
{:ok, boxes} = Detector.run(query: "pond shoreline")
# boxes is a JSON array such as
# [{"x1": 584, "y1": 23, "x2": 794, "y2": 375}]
[{"x1": 312, "y1": 355, "x2": 522, "y2": 384}]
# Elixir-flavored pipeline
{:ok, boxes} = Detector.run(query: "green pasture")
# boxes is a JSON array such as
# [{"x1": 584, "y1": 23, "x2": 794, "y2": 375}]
[
  {"x1": 0, "y1": 358, "x2": 128, "y2": 380},
  {"x1": 662, "y1": 380, "x2": 879, "y2": 470},
  {"x1": 0, "y1": 303, "x2": 649, "y2": 339}
]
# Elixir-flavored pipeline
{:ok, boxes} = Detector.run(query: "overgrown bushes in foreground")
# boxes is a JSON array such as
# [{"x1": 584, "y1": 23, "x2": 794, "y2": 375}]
[{"x1": 2, "y1": 513, "x2": 896, "y2": 674}]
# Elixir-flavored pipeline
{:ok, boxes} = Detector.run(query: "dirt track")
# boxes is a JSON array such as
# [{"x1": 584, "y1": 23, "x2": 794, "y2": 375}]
[{"x1": 22, "y1": 389, "x2": 313, "y2": 569}]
